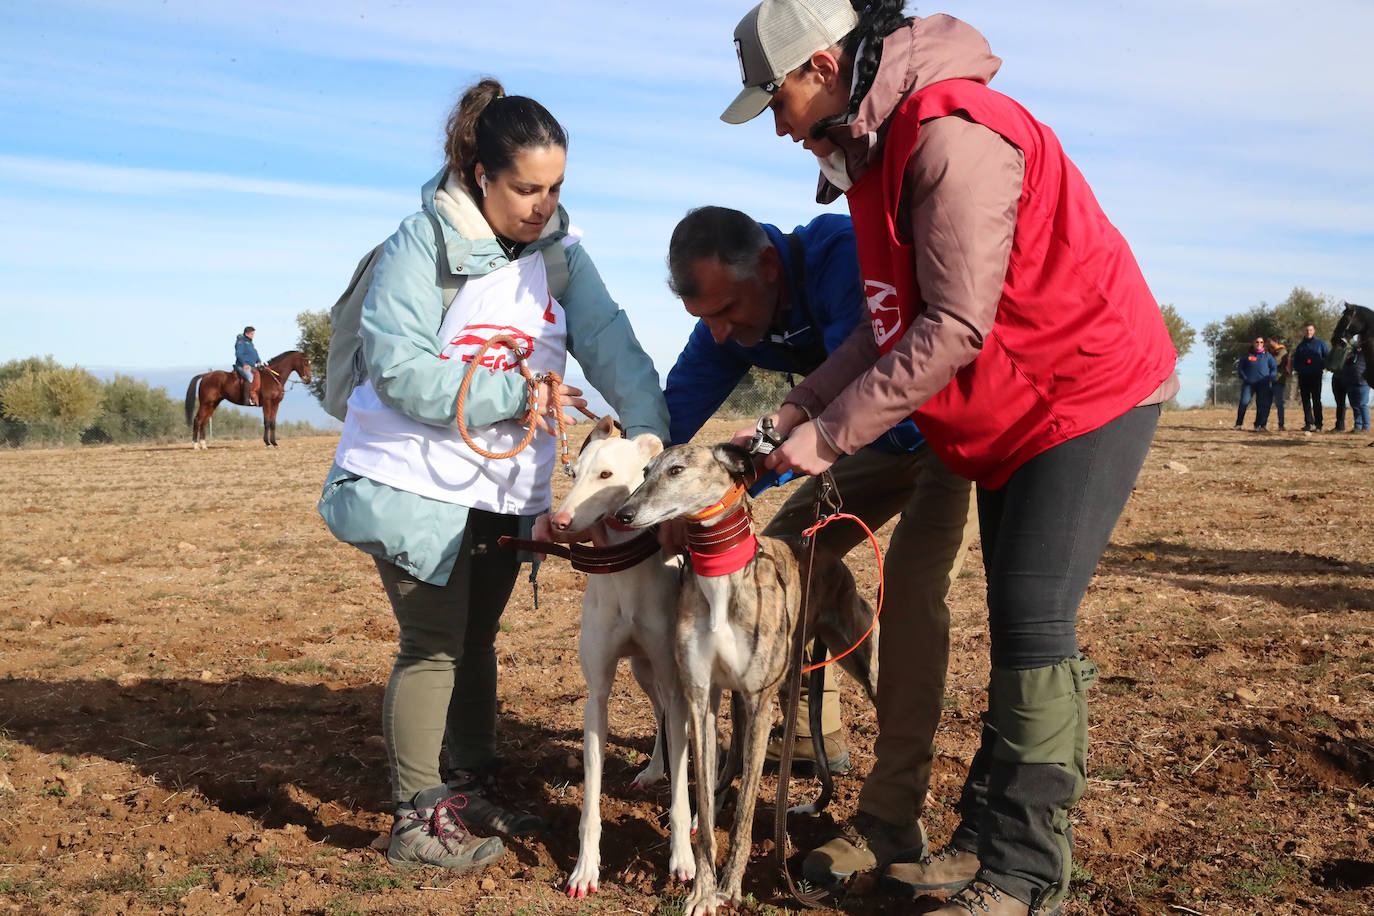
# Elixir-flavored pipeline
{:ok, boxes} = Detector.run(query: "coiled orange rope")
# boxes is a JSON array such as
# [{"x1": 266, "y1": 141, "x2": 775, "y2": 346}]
[
  {"x1": 453, "y1": 333, "x2": 597, "y2": 473},
  {"x1": 798, "y1": 511, "x2": 884, "y2": 674}
]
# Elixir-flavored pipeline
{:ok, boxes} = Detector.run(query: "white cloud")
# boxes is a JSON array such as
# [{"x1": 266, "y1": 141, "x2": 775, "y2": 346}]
[{"x1": 0, "y1": 155, "x2": 413, "y2": 205}]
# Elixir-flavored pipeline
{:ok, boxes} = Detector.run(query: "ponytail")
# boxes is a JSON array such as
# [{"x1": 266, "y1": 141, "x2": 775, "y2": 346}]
[
  {"x1": 810, "y1": 0, "x2": 909, "y2": 139},
  {"x1": 443, "y1": 77, "x2": 568, "y2": 200}
]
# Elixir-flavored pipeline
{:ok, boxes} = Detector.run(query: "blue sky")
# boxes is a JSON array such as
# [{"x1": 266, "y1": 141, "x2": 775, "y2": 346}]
[{"x1": 2, "y1": 0, "x2": 1372, "y2": 420}]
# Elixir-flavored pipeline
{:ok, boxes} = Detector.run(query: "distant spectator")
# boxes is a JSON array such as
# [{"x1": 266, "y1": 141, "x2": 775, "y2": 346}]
[
  {"x1": 1327, "y1": 335, "x2": 1350, "y2": 431},
  {"x1": 1291, "y1": 323, "x2": 1330, "y2": 431},
  {"x1": 1340, "y1": 335, "x2": 1370, "y2": 432},
  {"x1": 1235, "y1": 336, "x2": 1277, "y2": 430},
  {"x1": 1267, "y1": 335, "x2": 1291, "y2": 430}
]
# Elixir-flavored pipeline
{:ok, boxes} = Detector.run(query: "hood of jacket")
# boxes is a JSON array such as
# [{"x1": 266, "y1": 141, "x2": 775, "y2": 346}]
[
  {"x1": 420, "y1": 168, "x2": 569, "y2": 278},
  {"x1": 816, "y1": 14, "x2": 1002, "y2": 203}
]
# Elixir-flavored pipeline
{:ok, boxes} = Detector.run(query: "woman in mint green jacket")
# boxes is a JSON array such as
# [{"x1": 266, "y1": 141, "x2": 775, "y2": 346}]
[{"x1": 318, "y1": 79, "x2": 668, "y2": 874}]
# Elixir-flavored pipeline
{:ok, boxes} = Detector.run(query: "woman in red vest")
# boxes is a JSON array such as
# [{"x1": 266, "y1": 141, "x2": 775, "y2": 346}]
[{"x1": 722, "y1": 2, "x2": 1178, "y2": 914}]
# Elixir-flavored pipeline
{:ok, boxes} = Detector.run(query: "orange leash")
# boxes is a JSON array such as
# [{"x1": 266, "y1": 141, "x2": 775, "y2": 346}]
[
  {"x1": 798, "y1": 512, "x2": 884, "y2": 674},
  {"x1": 453, "y1": 333, "x2": 598, "y2": 473}
]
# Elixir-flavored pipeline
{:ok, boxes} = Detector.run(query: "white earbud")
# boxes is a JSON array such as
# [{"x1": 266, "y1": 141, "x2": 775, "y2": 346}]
[{"x1": 479, "y1": 175, "x2": 488, "y2": 196}]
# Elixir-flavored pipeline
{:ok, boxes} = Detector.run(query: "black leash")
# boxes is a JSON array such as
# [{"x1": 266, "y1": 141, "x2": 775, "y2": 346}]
[{"x1": 773, "y1": 469, "x2": 841, "y2": 908}]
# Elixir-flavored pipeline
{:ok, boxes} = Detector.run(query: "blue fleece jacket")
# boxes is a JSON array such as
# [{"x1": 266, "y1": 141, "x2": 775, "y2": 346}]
[
  {"x1": 1236, "y1": 349, "x2": 1278, "y2": 386},
  {"x1": 664, "y1": 214, "x2": 924, "y2": 454},
  {"x1": 1292, "y1": 336, "x2": 1330, "y2": 376},
  {"x1": 234, "y1": 334, "x2": 261, "y2": 367}
]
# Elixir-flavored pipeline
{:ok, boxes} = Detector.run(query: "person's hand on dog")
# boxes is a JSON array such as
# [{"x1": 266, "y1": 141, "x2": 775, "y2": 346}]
[
  {"x1": 765, "y1": 420, "x2": 839, "y2": 476},
  {"x1": 730, "y1": 403, "x2": 809, "y2": 448}
]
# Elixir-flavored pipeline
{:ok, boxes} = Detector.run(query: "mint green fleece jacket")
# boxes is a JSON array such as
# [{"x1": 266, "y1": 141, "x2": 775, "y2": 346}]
[{"x1": 318, "y1": 169, "x2": 668, "y2": 584}]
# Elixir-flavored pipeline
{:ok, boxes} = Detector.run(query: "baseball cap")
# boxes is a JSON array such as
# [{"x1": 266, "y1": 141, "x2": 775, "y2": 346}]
[
  {"x1": 244, "y1": 326, "x2": 255, "y2": 334},
  {"x1": 721, "y1": 0, "x2": 859, "y2": 124}
]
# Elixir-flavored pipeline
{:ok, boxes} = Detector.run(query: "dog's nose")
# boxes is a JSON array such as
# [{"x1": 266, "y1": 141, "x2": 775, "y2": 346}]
[
  {"x1": 614, "y1": 509, "x2": 634, "y2": 526},
  {"x1": 551, "y1": 512, "x2": 571, "y2": 531}
]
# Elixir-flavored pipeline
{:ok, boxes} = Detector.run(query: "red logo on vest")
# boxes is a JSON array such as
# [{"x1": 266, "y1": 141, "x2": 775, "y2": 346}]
[
  {"x1": 865, "y1": 280, "x2": 902, "y2": 348},
  {"x1": 442, "y1": 324, "x2": 534, "y2": 372}
]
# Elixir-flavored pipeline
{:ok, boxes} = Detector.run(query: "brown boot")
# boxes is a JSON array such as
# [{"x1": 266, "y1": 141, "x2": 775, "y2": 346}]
[
  {"x1": 924, "y1": 876, "x2": 1062, "y2": 915},
  {"x1": 882, "y1": 846, "x2": 980, "y2": 896},
  {"x1": 801, "y1": 811, "x2": 927, "y2": 885}
]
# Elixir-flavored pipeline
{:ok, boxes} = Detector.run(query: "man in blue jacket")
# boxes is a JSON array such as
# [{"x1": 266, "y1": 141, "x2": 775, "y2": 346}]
[
  {"x1": 1235, "y1": 336, "x2": 1277, "y2": 430},
  {"x1": 662, "y1": 206, "x2": 978, "y2": 885},
  {"x1": 1292, "y1": 323, "x2": 1331, "y2": 431},
  {"x1": 234, "y1": 326, "x2": 263, "y2": 406}
]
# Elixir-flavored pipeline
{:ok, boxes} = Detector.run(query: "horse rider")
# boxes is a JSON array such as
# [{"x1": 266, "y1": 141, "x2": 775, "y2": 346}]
[{"x1": 235, "y1": 326, "x2": 265, "y2": 406}]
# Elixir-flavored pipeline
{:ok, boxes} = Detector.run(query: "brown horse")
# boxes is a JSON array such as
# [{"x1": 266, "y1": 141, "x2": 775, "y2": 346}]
[{"x1": 185, "y1": 350, "x2": 313, "y2": 449}]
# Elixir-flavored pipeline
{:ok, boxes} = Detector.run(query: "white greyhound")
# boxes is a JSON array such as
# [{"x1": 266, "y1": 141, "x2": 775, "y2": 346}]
[{"x1": 545, "y1": 416, "x2": 693, "y2": 897}]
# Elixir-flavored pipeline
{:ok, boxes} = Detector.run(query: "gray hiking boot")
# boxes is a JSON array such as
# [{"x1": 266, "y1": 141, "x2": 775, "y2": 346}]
[
  {"x1": 449, "y1": 790, "x2": 545, "y2": 837},
  {"x1": 802, "y1": 812, "x2": 927, "y2": 885},
  {"x1": 882, "y1": 845, "x2": 981, "y2": 896},
  {"x1": 443, "y1": 770, "x2": 545, "y2": 838},
  {"x1": 386, "y1": 785, "x2": 505, "y2": 873}
]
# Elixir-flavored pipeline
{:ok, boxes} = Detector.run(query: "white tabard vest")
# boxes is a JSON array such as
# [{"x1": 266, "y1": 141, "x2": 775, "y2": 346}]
[{"x1": 334, "y1": 241, "x2": 570, "y2": 515}]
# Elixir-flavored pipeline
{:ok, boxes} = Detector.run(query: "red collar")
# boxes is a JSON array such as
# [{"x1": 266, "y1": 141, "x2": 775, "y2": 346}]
[{"x1": 686, "y1": 499, "x2": 757, "y2": 577}]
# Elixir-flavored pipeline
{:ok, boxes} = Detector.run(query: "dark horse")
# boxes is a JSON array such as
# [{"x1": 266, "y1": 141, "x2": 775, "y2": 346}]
[
  {"x1": 185, "y1": 350, "x2": 312, "y2": 448},
  {"x1": 1332, "y1": 302, "x2": 1374, "y2": 445}
]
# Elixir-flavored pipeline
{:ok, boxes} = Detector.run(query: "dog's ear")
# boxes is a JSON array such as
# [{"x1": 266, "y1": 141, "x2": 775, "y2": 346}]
[
  {"x1": 634, "y1": 433, "x2": 663, "y2": 461},
  {"x1": 578, "y1": 415, "x2": 621, "y2": 456},
  {"x1": 711, "y1": 442, "x2": 754, "y2": 479}
]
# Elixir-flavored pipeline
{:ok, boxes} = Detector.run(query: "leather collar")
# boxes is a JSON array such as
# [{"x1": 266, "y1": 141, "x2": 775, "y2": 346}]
[{"x1": 497, "y1": 530, "x2": 661, "y2": 575}]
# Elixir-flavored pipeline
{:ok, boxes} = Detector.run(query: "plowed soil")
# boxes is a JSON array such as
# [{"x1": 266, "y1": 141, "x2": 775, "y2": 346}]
[{"x1": 1, "y1": 409, "x2": 1371, "y2": 915}]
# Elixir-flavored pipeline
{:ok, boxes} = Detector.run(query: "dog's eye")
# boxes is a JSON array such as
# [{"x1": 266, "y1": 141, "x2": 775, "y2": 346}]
[
  {"x1": 668, "y1": 465, "x2": 684, "y2": 477},
  {"x1": 599, "y1": 470, "x2": 613, "y2": 480}
]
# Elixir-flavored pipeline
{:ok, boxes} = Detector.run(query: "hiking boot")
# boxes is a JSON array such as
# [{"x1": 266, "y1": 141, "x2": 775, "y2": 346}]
[
  {"x1": 443, "y1": 768, "x2": 544, "y2": 837},
  {"x1": 447, "y1": 789, "x2": 545, "y2": 837},
  {"x1": 801, "y1": 812, "x2": 927, "y2": 885},
  {"x1": 925, "y1": 875, "x2": 1062, "y2": 915},
  {"x1": 386, "y1": 785, "x2": 505, "y2": 873},
  {"x1": 882, "y1": 846, "x2": 981, "y2": 896},
  {"x1": 764, "y1": 728, "x2": 849, "y2": 774}
]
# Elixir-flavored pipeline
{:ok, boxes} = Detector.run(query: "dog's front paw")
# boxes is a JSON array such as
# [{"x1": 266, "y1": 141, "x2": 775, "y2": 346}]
[
  {"x1": 683, "y1": 887, "x2": 726, "y2": 916},
  {"x1": 566, "y1": 857, "x2": 599, "y2": 898}
]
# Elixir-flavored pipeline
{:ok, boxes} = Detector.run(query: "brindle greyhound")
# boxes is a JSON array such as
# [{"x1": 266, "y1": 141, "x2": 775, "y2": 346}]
[{"x1": 615, "y1": 443, "x2": 878, "y2": 916}]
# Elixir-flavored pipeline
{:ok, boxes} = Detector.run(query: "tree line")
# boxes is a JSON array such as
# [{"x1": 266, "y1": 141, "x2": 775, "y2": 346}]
[
  {"x1": 0, "y1": 356, "x2": 321, "y2": 448},
  {"x1": 0, "y1": 291, "x2": 1322, "y2": 448}
]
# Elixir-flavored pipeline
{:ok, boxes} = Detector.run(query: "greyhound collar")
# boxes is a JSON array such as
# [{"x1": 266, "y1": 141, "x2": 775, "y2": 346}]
[
  {"x1": 686, "y1": 502, "x2": 757, "y2": 577},
  {"x1": 496, "y1": 530, "x2": 661, "y2": 575},
  {"x1": 684, "y1": 482, "x2": 747, "y2": 523}
]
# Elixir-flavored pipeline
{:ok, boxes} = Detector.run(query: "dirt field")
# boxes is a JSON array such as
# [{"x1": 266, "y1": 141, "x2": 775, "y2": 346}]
[{"x1": 1, "y1": 409, "x2": 1371, "y2": 916}]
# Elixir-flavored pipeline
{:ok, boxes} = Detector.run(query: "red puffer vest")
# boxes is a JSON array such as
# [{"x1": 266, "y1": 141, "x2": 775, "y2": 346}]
[{"x1": 846, "y1": 78, "x2": 1176, "y2": 488}]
